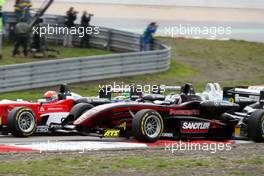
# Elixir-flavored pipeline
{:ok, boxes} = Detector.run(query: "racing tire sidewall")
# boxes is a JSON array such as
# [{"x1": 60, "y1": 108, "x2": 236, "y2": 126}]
[
  {"x1": 132, "y1": 109, "x2": 163, "y2": 142},
  {"x1": 70, "y1": 103, "x2": 94, "y2": 120},
  {"x1": 7, "y1": 107, "x2": 37, "y2": 137},
  {"x1": 248, "y1": 110, "x2": 264, "y2": 142}
]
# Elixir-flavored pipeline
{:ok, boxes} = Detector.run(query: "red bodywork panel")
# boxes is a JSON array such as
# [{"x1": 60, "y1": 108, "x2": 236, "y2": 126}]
[{"x1": 0, "y1": 99, "x2": 75, "y2": 125}]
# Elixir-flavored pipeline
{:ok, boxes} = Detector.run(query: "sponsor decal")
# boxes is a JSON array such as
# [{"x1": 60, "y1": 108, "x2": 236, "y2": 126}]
[
  {"x1": 103, "y1": 129, "x2": 120, "y2": 137},
  {"x1": 218, "y1": 101, "x2": 234, "y2": 106},
  {"x1": 235, "y1": 126, "x2": 241, "y2": 136},
  {"x1": 170, "y1": 109, "x2": 200, "y2": 116},
  {"x1": 36, "y1": 126, "x2": 50, "y2": 133},
  {"x1": 181, "y1": 121, "x2": 210, "y2": 133},
  {"x1": 47, "y1": 107, "x2": 64, "y2": 111},
  {"x1": 229, "y1": 98, "x2": 235, "y2": 103},
  {"x1": 39, "y1": 106, "x2": 45, "y2": 112},
  {"x1": 161, "y1": 133, "x2": 173, "y2": 138},
  {"x1": 118, "y1": 121, "x2": 127, "y2": 131}
]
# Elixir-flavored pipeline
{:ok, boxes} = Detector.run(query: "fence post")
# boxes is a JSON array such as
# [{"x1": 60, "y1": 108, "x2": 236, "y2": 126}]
[{"x1": 106, "y1": 29, "x2": 112, "y2": 51}]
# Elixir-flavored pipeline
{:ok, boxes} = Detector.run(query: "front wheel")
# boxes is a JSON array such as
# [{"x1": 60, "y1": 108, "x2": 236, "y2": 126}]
[
  {"x1": 62, "y1": 103, "x2": 94, "y2": 126},
  {"x1": 70, "y1": 103, "x2": 94, "y2": 120},
  {"x1": 7, "y1": 107, "x2": 37, "y2": 137},
  {"x1": 248, "y1": 110, "x2": 264, "y2": 142},
  {"x1": 132, "y1": 109, "x2": 163, "y2": 142}
]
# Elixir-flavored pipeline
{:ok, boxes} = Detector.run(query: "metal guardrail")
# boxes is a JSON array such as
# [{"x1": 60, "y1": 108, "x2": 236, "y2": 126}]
[
  {"x1": 0, "y1": 12, "x2": 171, "y2": 93},
  {"x1": 4, "y1": 13, "x2": 141, "y2": 52}
]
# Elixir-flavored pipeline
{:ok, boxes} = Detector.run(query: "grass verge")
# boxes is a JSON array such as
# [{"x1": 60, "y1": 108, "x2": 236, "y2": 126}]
[
  {"x1": 0, "y1": 152, "x2": 262, "y2": 176},
  {"x1": 1, "y1": 43, "x2": 112, "y2": 65},
  {"x1": 0, "y1": 38, "x2": 263, "y2": 101}
]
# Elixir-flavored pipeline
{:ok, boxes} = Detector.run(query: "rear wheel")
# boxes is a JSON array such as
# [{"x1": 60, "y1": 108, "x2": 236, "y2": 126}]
[
  {"x1": 132, "y1": 109, "x2": 163, "y2": 142},
  {"x1": 248, "y1": 110, "x2": 264, "y2": 142},
  {"x1": 7, "y1": 107, "x2": 37, "y2": 137}
]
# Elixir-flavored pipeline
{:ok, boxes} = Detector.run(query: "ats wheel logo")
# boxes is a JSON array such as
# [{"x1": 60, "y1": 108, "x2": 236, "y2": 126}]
[{"x1": 181, "y1": 121, "x2": 210, "y2": 133}]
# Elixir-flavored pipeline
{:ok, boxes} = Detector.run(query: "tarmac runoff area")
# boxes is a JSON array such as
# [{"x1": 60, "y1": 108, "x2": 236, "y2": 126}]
[
  {"x1": 3, "y1": 2, "x2": 264, "y2": 42},
  {"x1": 0, "y1": 135, "x2": 254, "y2": 153}
]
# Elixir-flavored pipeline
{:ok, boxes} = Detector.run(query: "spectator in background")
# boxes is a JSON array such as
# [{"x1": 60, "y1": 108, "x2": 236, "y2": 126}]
[
  {"x1": 12, "y1": 17, "x2": 30, "y2": 57},
  {"x1": 21, "y1": 0, "x2": 32, "y2": 21},
  {"x1": 14, "y1": 0, "x2": 32, "y2": 21},
  {"x1": 14, "y1": 0, "x2": 22, "y2": 20},
  {"x1": 142, "y1": 22, "x2": 158, "y2": 51},
  {"x1": 64, "y1": 7, "x2": 77, "y2": 47},
  {"x1": 80, "y1": 11, "x2": 93, "y2": 48}
]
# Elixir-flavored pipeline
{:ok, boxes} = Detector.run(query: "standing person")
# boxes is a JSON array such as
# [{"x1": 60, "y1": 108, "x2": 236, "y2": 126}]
[
  {"x1": 14, "y1": 0, "x2": 22, "y2": 20},
  {"x1": 20, "y1": 0, "x2": 32, "y2": 22},
  {"x1": 80, "y1": 11, "x2": 93, "y2": 48},
  {"x1": 12, "y1": 17, "x2": 30, "y2": 57},
  {"x1": 142, "y1": 22, "x2": 158, "y2": 51},
  {"x1": 64, "y1": 7, "x2": 77, "y2": 47}
]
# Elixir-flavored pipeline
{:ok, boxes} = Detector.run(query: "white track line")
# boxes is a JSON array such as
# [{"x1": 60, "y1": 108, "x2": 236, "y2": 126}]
[{"x1": 9, "y1": 141, "x2": 148, "y2": 152}]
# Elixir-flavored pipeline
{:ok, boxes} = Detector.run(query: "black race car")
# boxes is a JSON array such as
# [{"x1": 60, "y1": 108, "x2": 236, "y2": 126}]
[
  {"x1": 223, "y1": 86, "x2": 264, "y2": 110},
  {"x1": 59, "y1": 92, "x2": 264, "y2": 142},
  {"x1": 222, "y1": 86, "x2": 264, "y2": 140}
]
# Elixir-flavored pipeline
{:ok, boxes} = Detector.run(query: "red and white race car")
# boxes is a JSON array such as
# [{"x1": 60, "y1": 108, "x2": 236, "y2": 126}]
[{"x1": 0, "y1": 84, "x2": 100, "y2": 137}]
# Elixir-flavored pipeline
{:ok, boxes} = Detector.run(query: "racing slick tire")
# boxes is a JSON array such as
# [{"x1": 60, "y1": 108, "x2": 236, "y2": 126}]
[
  {"x1": 70, "y1": 103, "x2": 94, "y2": 120},
  {"x1": 7, "y1": 107, "x2": 37, "y2": 137},
  {"x1": 61, "y1": 103, "x2": 94, "y2": 126},
  {"x1": 248, "y1": 110, "x2": 264, "y2": 142},
  {"x1": 132, "y1": 109, "x2": 164, "y2": 142}
]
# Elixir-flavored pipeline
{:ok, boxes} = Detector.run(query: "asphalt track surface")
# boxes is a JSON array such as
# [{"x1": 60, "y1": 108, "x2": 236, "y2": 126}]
[
  {"x1": 50, "y1": 0, "x2": 264, "y2": 9},
  {"x1": 0, "y1": 134, "x2": 253, "y2": 144},
  {"x1": 4, "y1": 1, "x2": 264, "y2": 43},
  {"x1": 97, "y1": 18, "x2": 264, "y2": 43},
  {"x1": 0, "y1": 132, "x2": 255, "y2": 153}
]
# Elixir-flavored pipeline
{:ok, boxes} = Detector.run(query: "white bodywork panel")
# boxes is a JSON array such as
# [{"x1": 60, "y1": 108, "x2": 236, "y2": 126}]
[{"x1": 42, "y1": 112, "x2": 70, "y2": 126}]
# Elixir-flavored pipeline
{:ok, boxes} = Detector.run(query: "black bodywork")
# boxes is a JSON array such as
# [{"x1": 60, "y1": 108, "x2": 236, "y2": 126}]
[{"x1": 71, "y1": 100, "x2": 240, "y2": 140}]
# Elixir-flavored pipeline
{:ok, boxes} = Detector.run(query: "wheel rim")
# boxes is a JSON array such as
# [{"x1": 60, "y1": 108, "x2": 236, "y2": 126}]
[
  {"x1": 144, "y1": 115, "x2": 161, "y2": 138},
  {"x1": 18, "y1": 111, "x2": 35, "y2": 133}
]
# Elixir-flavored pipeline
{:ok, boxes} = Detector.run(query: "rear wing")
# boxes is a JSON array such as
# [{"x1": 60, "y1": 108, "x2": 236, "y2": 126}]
[
  {"x1": 99, "y1": 83, "x2": 196, "y2": 99},
  {"x1": 99, "y1": 86, "x2": 142, "y2": 100}
]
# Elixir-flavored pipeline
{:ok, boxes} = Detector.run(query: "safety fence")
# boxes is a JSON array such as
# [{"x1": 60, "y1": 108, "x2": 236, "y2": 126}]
[{"x1": 0, "y1": 12, "x2": 171, "y2": 92}]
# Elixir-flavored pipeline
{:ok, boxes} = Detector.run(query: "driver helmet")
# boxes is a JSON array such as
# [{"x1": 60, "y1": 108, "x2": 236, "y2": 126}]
[{"x1": 43, "y1": 91, "x2": 58, "y2": 103}]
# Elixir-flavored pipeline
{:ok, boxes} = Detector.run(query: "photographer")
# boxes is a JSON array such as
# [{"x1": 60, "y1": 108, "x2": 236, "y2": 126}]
[
  {"x1": 63, "y1": 7, "x2": 77, "y2": 47},
  {"x1": 80, "y1": 11, "x2": 93, "y2": 48},
  {"x1": 12, "y1": 17, "x2": 30, "y2": 57},
  {"x1": 142, "y1": 22, "x2": 158, "y2": 51}
]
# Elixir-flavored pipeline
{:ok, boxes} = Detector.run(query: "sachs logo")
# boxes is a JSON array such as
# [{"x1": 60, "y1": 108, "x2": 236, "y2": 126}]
[{"x1": 181, "y1": 121, "x2": 210, "y2": 133}]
